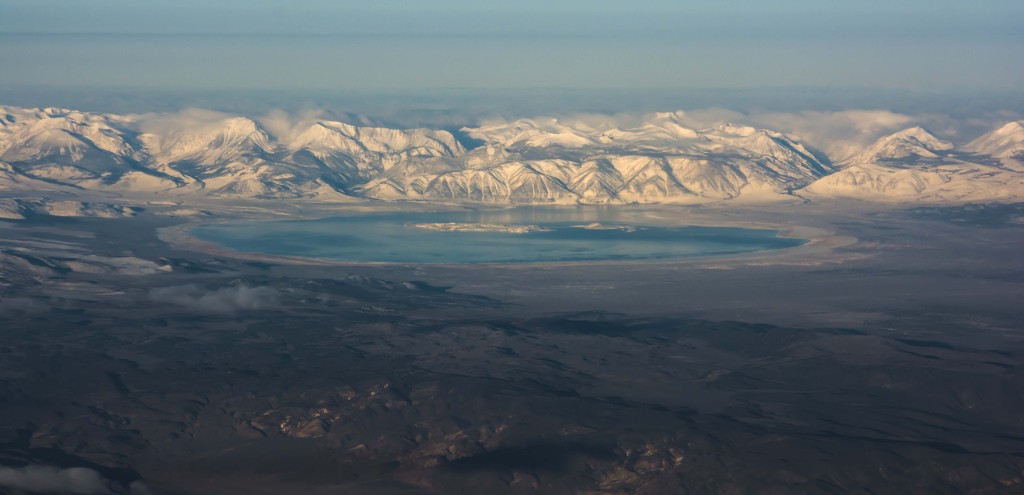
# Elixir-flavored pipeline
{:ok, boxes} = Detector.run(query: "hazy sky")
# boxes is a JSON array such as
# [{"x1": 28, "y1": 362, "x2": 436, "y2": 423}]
[{"x1": 1, "y1": 0, "x2": 1022, "y2": 92}]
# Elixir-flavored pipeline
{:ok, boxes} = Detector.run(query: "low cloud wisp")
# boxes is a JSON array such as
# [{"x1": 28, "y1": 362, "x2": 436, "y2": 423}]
[
  {"x1": 0, "y1": 465, "x2": 112, "y2": 495},
  {"x1": 149, "y1": 284, "x2": 281, "y2": 313}
]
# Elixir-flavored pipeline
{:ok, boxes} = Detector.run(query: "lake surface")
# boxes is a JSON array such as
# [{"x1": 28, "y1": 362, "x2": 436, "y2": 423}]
[{"x1": 192, "y1": 208, "x2": 805, "y2": 264}]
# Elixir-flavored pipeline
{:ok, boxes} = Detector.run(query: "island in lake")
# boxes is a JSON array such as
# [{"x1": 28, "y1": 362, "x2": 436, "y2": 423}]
[
  {"x1": 573, "y1": 223, "x2": 638, "y2": 232},
  {"x1": 409, "y1": 222, "x2": 552, "y2": 234}
]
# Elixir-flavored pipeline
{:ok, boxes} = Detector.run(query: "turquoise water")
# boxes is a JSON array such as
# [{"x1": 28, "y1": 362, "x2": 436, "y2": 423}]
[{"x1": 192, "y1": 208, "x2": 805, "y2": 264}]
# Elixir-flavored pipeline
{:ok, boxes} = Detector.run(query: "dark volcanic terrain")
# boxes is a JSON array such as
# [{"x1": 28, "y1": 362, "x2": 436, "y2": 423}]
[{"x1": 0, "y1": 202, "x2": 1022, "y2": 494}]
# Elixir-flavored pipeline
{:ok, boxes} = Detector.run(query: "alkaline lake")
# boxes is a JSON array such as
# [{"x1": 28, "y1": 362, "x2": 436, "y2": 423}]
[{"x1": 192, "y1": 208, "x2": 806, "y2": 264}]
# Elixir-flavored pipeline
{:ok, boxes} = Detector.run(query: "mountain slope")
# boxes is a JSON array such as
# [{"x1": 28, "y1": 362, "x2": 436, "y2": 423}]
[
  {"x1": 966, "y1": 121, "x2": 1024, "y2": 159},
  {"x1": 799, "y1": 162, "x2": 1024, "y2": 203},
  {"x1": 800, "y1": 125, "x2": 1024, "y2": 203},
  {"x1": 0, "y1": 107, "x2": 175, "y2": 190},
  {"x1": 285, "y1": 121, "x2": 464, "y2": 185},
  {"x1": 848, "y1": 127, "x2": 953, "y2": 165},
  {"x1": 965, "y1": 121, "x2": 1024, "y2": 172},
  {"x1": 403, "y1": 117, "x2": 835, "y2": 204},
  {"x1": 0, "y1": 106, "x2": 1021, "y2": 204}
]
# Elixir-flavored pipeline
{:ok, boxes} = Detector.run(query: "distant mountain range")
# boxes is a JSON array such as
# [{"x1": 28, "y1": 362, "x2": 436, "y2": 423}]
[{"x1": 2, "y1": 106, "x2": 1022, "y2": 204}]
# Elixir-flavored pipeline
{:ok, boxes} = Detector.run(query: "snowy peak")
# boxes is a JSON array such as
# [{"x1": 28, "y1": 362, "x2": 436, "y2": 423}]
[
  {"x1": 464, "y1": 118, "x2": 599, "y2": 149},
  {"x1": 701, "y1": 125, "x2": 830, "y2": 177},
  {"x1": 289, "y1": 122, "x2": 369, "y2": 155},
  {"x1": 0, "y1": 108, "x2": 142, "y2": 187},
  {"x1": 0, "y1": 109, "x2": 134, "y2": 163},
  {"x1": 463, "y1": 116, "x2": 814, "y2": 158},
  {"x1": 596, "y1": 112, "x2": 700, "y2": 143},
  {"x1": 803, "y1": 124, "x2": 1024, "y2": 203},
  {"x1": 464, "y1": 114, "x2": 714, "y2": 150},
  {"x1": 0, "y1": 105, "x2": 1021, "y2": 205},
  {"x1": 852, "y1": 127, "x2": 953, "y2": 164},
  {"x1": 143, "y1": 116, "x2": 272, "y2": 166},
  {"x1": 966, "y1": 121, "x2": 1024, "y2": 160},
  {"x1": 290, "y1": 121, "x2": 463, "y2": 157},
  {"x1": 891, "y1": 126, "x2": 953, "y2": 147}
]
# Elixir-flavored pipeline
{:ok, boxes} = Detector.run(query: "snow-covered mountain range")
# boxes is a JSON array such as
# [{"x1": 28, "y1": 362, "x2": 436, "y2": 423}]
[{"x1": 1, "y1": 106, "x2": 1022, "y2": 204}]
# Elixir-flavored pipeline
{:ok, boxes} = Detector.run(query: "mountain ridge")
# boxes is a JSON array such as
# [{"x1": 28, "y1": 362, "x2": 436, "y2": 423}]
[{"x1": 1, "y1": 106, "x2": 1022, "y2": 205}]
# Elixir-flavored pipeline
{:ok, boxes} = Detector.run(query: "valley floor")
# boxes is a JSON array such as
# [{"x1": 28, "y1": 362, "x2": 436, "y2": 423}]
[{"x1": 1, "y1": 199, "x2": 1022, "y2": 494}]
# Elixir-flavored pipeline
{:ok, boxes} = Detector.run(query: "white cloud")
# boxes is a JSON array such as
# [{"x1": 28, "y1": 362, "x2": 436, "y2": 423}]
[
  {"x1": 741, "y1": 110, "x2": 917, "y2": 161},
  {"x1": 0, "y1": 297, "x2": 49, "y2": 315},
  {"x1": 256, "y1": 108, "x2": 329, "y2": 140},
  {"x1": 135, "y1": 108, "x2": 235, "y2": 136},
  {"x1": 0, "y1": 465, "x2": 113, "y2": 494},
  {"x1": 149, "y1": 284, "x2": 280, "y2": 313}
]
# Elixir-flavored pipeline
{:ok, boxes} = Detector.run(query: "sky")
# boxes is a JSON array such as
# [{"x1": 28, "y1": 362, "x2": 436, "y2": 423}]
[{"x1": 2, "y1": 0, "x2": 1023, "y2": 94}]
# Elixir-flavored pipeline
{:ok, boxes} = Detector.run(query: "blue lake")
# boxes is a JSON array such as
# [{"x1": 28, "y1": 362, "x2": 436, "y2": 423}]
[{"x1": 192, "y1": 208, "x2": 805, "y2": 264}]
